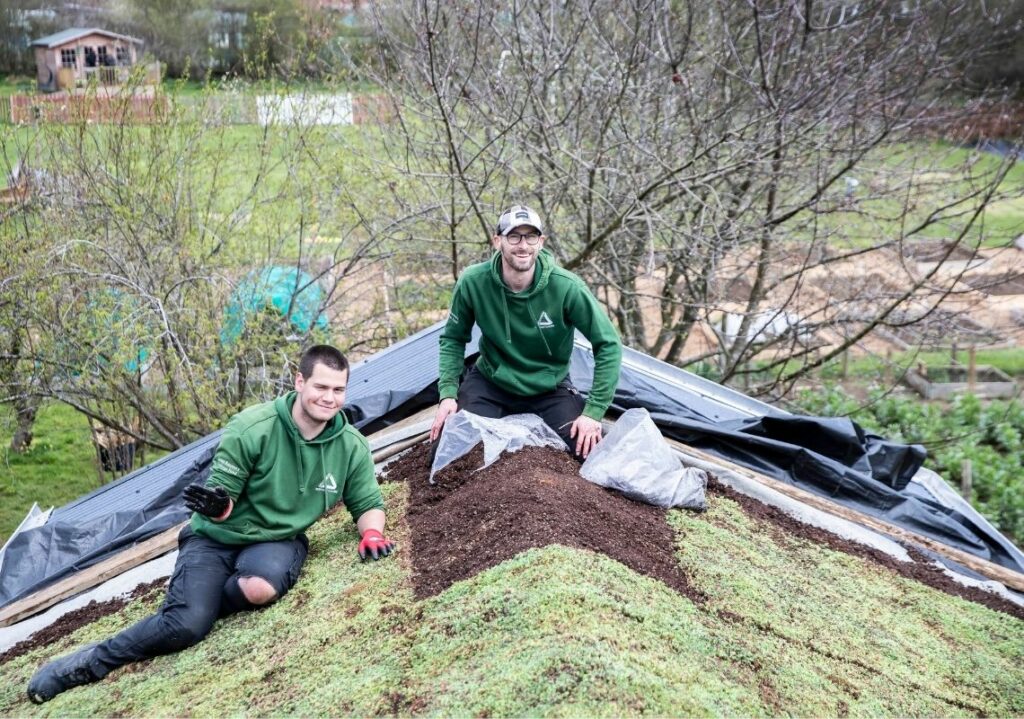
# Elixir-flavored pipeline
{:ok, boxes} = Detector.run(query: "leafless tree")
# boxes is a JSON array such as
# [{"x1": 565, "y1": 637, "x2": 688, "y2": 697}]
[
  {"x1": 0, "y1": 84, "x2": 397, "y2": 457},
  {"x1": 362, "y1": 0, "x2": 1022, "y2": 397}
]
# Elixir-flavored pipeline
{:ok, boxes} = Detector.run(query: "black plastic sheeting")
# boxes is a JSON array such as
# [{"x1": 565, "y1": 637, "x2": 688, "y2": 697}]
[
  {"x1": 2, "y1": 320, "x2": 1022, "y2": 611},
  {"x1": 0, "y1": 444, "x2": 216, "y2": 607},
  {"x1": 570, "y1": 349, "x2": 1024, "y2": 573}
]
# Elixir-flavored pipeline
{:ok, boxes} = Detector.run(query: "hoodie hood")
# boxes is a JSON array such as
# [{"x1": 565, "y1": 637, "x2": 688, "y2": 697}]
[{"x1": 488, "y1": 248, "x2": 554, "y2": 298}]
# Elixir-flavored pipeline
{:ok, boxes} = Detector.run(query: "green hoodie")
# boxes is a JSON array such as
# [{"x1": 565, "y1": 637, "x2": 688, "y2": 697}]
[
  {"x1": 439, "y1": 249, "x2": 622, "y2": 420},
  {"x1": 192, "y1": 392, "x2": 383, "y2": 545}
]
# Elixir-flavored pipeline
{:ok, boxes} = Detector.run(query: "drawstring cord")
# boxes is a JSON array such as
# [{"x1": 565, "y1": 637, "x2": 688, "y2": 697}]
[
  {"x1": 502, "y1": 291, "x2": 512, "y2": 343},
  {"x1": 295, "y1": 440, "x2": 305, "y2": 495},
  {"x1": 527, "y1": 298, "x2": 553, "y2": 356},
  {"x1": 320, "y1": 444, "x2": 328, "y2": 512}
]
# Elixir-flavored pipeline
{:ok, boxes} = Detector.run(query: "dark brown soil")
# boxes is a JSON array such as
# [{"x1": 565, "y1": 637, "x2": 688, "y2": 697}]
[
  {"x1": 384, "y1": 442, "x2": 705, "y2": 602},
  {"x1": 0, "y1": 577, "x2": 168, "y2": 664},
  {"x1": 385, "y1": 440, "x2": 1024, "y2": 620}
]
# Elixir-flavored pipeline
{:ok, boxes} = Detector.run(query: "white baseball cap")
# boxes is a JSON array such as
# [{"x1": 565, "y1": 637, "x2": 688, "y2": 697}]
[{"x1": 496, "y1": 204, "x2": 544, "y2": 236}]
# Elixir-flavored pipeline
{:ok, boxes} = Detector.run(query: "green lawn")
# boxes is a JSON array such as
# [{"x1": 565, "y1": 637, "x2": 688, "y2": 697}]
[
  {"x1": 0, "y1": 403, "x2": 101, "y2": 541},
  {"x1": 819, "y1": 346, "x2": 1024, "y2": 380},
  {"x1": 807, "y1": 140, "x2": 1024, "y2": 248},
  {"x1": 0, "y1": 482, "x2": 1020, "y2": 716},
  {"x1": 0, "y1": 75, "x2": 35, "y2": 97}
]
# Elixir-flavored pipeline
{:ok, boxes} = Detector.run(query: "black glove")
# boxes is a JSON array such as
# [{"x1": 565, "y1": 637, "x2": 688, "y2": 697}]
[{"x1": 183, "y1": 483, "x2": 231, "y2": 518}]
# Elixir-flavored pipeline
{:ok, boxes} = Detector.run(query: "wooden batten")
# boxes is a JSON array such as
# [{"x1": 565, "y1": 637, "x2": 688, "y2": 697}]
[
  {"x1": 668, "y1": 438, "x2": 1024, "y2": 593},
  {"x1": 0, "y1": 523, "x2": 185, "y2": 628}
]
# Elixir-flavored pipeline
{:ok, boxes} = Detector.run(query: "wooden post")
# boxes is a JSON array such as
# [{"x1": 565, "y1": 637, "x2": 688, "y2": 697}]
[
  {"x1": 950, "y1": 341, "x2": 958, "y2": 366},
  {"x1": 961, "y1": 459, "x2": 973, "y2": 502},
  {"x1": 968, "y1": 345, "x2": 977, "y2": 391},
  {"x1": 841, "y1": 348, "x2": 850, "y2": 380}
]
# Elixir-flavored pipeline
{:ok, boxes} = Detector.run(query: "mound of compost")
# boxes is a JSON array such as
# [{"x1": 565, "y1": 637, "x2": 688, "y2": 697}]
[
  {"x1": 386, "y1": 441, "x2": 1024, "y2": 619},
  {"x1": 384, "y1": 442, "x2": 704, "y2": 601}
]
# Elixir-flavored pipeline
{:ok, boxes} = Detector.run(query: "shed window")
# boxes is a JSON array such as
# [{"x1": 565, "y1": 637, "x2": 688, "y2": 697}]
[
  {"x1": 116, "y1": 46, "x2": 129, "y2": 64},
  {"x1": 60, "y1": 48, "x2": 77, "y2": 68}
]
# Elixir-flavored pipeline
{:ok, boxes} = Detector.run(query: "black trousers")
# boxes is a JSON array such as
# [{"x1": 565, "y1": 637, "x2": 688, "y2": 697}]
[
  {"x1": 90, "y1": 525, "x2": 308, "y2": 678},
  {"x1": 457, "y1": 365, "x2": 586, "y2": 458}
]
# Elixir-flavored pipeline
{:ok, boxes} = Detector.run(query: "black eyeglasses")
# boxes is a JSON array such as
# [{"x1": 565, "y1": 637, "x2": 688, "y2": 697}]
[{"x1": 505, "y1": 232, "x2": 542, "y2": 245}]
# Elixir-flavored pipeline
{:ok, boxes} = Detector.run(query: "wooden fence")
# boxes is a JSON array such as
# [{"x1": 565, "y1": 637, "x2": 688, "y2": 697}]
[
  {"x1": 4, "y1": 91, "x2": 393, "y2": 127},
  {"x1": 9, "y1": 92, "x2": 170, "y2": 124}
]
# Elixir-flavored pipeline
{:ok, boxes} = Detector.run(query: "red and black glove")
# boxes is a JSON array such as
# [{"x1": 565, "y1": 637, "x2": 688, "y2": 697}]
[{"x1": 358, "y1": 529, "x2": 395, "y2": 561}]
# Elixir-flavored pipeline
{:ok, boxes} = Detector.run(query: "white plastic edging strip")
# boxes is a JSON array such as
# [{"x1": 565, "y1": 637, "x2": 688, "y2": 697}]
[
  {"x1": 672, "y1": 447, "x2": 912, "y2": 562},
  {"x1": 0, "y1": 551, "x2": 177, "y2": 654}
]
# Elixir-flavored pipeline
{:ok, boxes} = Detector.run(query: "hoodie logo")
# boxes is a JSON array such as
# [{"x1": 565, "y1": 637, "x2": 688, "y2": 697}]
[
  {"x1": 213, "y1": 458, "x2": 244, "y2": 477},
  {"x1": 316, "y1": 473, "x2": 337, "y2": 493},
  {"x1": 537, "y1": 311, "x2": 554, "y2": 329}
]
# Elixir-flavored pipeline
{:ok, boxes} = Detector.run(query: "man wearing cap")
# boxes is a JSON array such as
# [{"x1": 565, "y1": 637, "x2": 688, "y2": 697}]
[{"x1": 430, "y1": 205, "x2": 622, "y2": 459}]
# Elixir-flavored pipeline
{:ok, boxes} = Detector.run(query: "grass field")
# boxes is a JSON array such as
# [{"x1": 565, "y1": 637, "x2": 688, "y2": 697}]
[
  {"x1": 0, "y1": 404, "x2": 102, "y2": 541},
  {"x1": 818, "y1": 346, "x2": 1024, "y2": 381}
]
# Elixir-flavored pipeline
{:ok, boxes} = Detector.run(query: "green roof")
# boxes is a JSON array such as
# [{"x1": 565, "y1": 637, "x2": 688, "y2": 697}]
[{"x1": 1, "y1": 478, "x2": 1021, "y2": 717}]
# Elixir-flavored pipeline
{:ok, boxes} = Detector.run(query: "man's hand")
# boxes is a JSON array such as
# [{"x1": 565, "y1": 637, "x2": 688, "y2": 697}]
[
  {"x1": 358, "y1": 529, "x2": 396, "y2": 561},
  {"x1": 570, "y1": 415, "x2": 603, "y2": 459},
  {"x1": 183, "y1": 483, "x2": 231, "y2": 520},
  {"x1": 430, "y1": 398, "x2": 458, "y2": 441}
]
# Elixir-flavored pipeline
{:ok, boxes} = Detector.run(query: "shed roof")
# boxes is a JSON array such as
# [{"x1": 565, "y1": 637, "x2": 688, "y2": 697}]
[{"x1": 30, "y1": 28, "x2": 144, "y2": 49}]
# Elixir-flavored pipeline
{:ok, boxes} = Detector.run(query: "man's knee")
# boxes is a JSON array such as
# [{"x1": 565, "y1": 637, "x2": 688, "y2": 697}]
[
  {"x1": 159, "y1": 614, "x2": 214, "y2": 651},
  {"x1": 237, "y1": 576, "x2": 278, "y2": 605}
]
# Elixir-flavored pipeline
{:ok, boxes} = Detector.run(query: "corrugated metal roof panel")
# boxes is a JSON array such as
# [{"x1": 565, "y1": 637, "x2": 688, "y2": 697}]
[{"x1": 50, "y1": 432, "x2": 221, "y2": 526}]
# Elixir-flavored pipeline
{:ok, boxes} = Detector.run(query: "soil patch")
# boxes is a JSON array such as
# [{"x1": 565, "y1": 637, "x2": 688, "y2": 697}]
[
  {"x1": 384, "y1": 442, "x2": 705, "y2": 602},
  {"x1": 0, "y1": 577, "x2": 168, "y2": 664},
  {"x1": 706, "y1": 477, "x2": 1024, "y2": 621},
  {"x1": 385, "y1": 441, "x2": 1023, "y2": 619}
]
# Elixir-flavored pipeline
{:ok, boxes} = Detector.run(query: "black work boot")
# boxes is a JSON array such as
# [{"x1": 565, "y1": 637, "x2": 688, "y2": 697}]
[{"x1": 27, "y1": 642, "x2": 104, "y2": 704}]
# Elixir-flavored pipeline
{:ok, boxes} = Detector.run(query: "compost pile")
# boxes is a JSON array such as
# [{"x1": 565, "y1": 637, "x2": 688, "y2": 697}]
[
  {"x1": 386, "y1": 441, "x2": 1024, "y2": 619},
  {"x1": 384, "y1": 442, "x2": 703, "y2": 601}
]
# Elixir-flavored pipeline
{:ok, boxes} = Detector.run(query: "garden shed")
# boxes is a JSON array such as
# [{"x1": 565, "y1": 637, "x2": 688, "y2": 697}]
[{"x1": 30, "y1": 28, "x2": 144, "y2": 93}]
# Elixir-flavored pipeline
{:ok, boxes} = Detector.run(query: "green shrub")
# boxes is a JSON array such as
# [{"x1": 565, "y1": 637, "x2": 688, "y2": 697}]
[{"x1": 795, "y1": 386, "x2": 1024, "y2": 544}]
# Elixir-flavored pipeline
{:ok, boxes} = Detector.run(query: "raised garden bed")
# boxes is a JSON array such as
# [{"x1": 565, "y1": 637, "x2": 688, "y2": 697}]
[{"x1": 904, "y1": 364, "x2": 1018, "y2": 400}]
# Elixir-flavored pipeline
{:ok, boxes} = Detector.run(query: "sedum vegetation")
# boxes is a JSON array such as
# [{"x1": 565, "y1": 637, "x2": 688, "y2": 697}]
[{"x1": 1, "y1": 481, "x2": 1021, "y2": 717}]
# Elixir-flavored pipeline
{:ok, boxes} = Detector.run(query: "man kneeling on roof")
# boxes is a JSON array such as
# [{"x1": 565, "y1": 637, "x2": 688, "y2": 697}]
[
  {"x1": 28, "y1": 344, "x2": 396, "y2": 704},
  {"x1": 430, "y1": 204, "x2": 622, "y2": 460}
]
